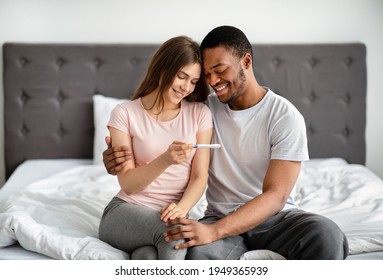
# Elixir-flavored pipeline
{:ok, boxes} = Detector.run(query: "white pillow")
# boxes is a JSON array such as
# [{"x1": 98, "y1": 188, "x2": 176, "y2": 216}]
[{"x1": 92, "y1": 95, "x2": 127, "y2": 165}]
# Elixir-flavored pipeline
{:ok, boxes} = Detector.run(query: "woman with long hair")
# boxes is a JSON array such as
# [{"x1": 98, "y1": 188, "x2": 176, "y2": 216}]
[{"x1": 99, "y1": 36, "x2": 213, "y2": 260}]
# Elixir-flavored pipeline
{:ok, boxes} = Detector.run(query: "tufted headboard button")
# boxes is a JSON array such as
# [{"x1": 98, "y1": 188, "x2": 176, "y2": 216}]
[
  {"x1": 56, "y1": 58, "x2": 65, "y2": 68},
  {"x1": 57, "y1": 91, "x2": 65, "y2": 103},
  {"x1": 343, "y1": 127, "x2": 350, "y2": 137},
  {"x1": 20, "y1": 125, "x2": 29, "y2": 136},
  {"x1": 19, "y1": 57, "x2": 29, "y2": 67},
  {"x1": 344, "y1": 57, "x2": 353, "y2": 67},
  {"x1": 130, "y1": 57, "x2": 142, "y2": 67},
  {"x1": 272, "y1": 58, "x2": 281, "y2": 67},
  {"x1": 58, "y1": 127, "x2": 66, "y2": 137},
  {"x1": 308, "y1": 57, "x2": 318, "y2": 67},
  {"x1": 343, "y1": 92, "x2": 351, "y2": 104},
  {"x1": 307, "y1": 125, "x2": 315, "y2": 137},
  {"x1": 308, "y1": 91, "x2": 317, "y2": 103},
  {"x1": 20, "y1": 91, "x2": 29, "y2": 105},
  {"x1": 93, "y1": 58, "x2": 102, "y2": 68}
]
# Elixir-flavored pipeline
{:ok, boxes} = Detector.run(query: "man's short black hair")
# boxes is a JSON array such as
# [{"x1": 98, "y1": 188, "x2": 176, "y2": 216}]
[{"x1": 200, "y1": 25, "x2": 253, "y2": 59}]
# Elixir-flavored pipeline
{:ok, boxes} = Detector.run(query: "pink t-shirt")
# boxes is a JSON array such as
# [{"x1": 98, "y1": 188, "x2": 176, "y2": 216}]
[{"x1": 108, "y1": 98, "x2": 213, "y2": 211}]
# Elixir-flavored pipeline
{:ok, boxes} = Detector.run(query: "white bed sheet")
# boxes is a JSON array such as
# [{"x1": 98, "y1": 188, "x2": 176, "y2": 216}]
[{"x1": 0, "y1": 158, "x2": 382, "y2": 260}]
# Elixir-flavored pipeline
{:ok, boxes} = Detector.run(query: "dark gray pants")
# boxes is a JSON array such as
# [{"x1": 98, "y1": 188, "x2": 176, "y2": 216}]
[{"x1": 186, "y1": 209, "x2": 349, "y2": 260}]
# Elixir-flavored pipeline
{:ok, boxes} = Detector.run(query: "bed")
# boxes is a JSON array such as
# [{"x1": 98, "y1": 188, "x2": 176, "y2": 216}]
[{"x1": 1, "y1": 42, "x2": 382, "y2": 260}]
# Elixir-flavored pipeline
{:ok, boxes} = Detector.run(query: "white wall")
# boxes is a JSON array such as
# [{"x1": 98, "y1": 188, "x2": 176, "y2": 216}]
[{"x1": 0, "y1": 0, "x2": 382, "y2": 184}]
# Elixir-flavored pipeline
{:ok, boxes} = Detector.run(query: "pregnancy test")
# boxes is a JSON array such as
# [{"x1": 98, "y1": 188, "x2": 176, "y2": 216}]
[{"x1": 193, "y1": 144, "x2": 221, "y2": 149}]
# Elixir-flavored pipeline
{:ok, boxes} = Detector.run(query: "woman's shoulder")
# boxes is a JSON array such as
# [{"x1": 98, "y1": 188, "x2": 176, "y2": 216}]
[
  {"x1": 117, "y1": 98, "x2": 139, "y2": 107},
  {"x1": 110, "y1": 99, "x2": 143, "y2": 120},
  {"x1": 114, "y1": 98, "x2": 142, "y2": 112}
]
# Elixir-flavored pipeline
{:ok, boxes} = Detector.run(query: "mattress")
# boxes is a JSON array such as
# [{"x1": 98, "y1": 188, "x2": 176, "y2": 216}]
[{"x1": 0, "y1": 158, "x2": 382, "y2": 260}]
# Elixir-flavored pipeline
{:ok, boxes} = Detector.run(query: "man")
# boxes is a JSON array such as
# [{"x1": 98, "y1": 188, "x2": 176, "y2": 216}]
[{"x1": 103, "y1": 26, "x2": 348, "y2": 260}]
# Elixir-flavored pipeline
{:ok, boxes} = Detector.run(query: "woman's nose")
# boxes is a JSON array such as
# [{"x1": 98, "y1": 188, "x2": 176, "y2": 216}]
[{"x1": 181, "y1": 81, "x2": 191, "y2": 93}]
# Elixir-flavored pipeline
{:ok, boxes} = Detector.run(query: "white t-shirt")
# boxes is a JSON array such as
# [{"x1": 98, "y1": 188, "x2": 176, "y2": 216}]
[
  {"x1": 108, "y1": 98, "x2": 213, "y2": 211},
  {"x1": 206, "y1": 88, "x2": 309, "y2": 217}
]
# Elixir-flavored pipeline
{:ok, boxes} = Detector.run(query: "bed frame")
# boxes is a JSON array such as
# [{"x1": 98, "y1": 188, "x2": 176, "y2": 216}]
[{"x1": 3, "y1": 43, "x2": 367, "y2": 178}]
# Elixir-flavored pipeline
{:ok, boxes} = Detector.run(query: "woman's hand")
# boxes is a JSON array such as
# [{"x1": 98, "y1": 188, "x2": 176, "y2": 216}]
[
  {"x1": 163, "y1": 141, "x2": 194, "y2": 165},
  {"x1": 160, "y1": 203, "x2": 188, "y2": 222}
]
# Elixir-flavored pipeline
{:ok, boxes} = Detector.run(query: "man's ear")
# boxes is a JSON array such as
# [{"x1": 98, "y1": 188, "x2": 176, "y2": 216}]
[{"x1": 243, "y1": 53, "x2": 252, "y2": 69}]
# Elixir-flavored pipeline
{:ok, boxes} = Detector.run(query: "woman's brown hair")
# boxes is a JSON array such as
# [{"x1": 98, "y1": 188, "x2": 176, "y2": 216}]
[{"x1": 131, "y1": 36, "x2": 209, "y2": 111}]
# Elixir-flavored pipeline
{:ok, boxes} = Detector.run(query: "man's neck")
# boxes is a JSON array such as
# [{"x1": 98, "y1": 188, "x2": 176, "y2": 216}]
[{"x1": 228, "y1": 82, "x2": 267, "y2": 111}]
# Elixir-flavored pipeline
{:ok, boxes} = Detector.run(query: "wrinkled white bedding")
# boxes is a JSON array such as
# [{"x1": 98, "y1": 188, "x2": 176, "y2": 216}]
[
  {"x1": 0, "y1": 158, "x2": 382, "y2": 259},
  {"x1": 295, "y1": 158, "x2": 383, "y2": 255},
  {"x1": 0, "y1": 166, "x2": 128, "y2": 259}
]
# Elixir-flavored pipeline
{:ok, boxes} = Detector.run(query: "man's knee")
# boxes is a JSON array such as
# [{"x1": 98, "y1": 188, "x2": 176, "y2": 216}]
[
  {"x1": 300, "y1": 215, "x2": 348, "y2": 259},
  {"x1": 186, "y1": 241, "x2": 230, "y2": 260},
  {"x1": 186, "y1": 244, "x2": 213, "y2": 260}
]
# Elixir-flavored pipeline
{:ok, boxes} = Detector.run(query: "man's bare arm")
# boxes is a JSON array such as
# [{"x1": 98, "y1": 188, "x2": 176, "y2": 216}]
[{"x1": 164, "y1": 160, "x2": 301, "y2": 249}]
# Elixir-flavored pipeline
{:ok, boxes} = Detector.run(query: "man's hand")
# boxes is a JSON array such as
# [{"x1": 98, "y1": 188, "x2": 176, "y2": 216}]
[
  {"x1": 163, "y1": 217, "x2": 217, "y2": 250},
  {"x1": 103, "y1": 136, "x2": 132, "y2": 175}
]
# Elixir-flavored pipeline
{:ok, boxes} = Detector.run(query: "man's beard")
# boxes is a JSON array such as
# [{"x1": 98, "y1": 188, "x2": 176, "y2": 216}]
[{"x1": 221, "y1": 68, "x2": 246, "y2": 105}]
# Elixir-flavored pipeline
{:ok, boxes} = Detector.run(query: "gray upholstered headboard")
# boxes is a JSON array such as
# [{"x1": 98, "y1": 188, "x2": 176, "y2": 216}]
[{"x1": 3, "y1": 43, "x2": 367, "y2": 178}]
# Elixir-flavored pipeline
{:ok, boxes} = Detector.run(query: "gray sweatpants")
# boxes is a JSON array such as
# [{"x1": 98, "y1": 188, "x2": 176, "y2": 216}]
[
  {"x1": 186, "y1": 208, "x2": 349, "y2": 260},
  {"x1": 99, "y1": 197, "x2": 186, "y2": 260}
]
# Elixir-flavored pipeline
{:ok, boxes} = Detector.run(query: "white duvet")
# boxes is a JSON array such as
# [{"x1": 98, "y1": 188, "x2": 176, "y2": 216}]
[
  {"x1": 0, "y1": 166, "x2": 129, "y2": 259},
  {"x1": 0, "y1": 158, "x2": 382, "y2": 259}
]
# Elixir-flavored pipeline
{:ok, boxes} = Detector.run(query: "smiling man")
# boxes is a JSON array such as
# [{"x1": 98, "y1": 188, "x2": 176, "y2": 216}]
[{"x1": 162, "y1": 25, "x2": 349, "y2": 260}]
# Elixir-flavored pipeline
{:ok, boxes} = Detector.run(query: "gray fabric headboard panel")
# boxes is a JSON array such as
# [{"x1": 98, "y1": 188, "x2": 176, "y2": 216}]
[
  {"x1": 252, "y1": 44, "x2": 367, "y2": 164},
  {"x1": 3, "y1": 43, "x2": 367, "y2": 178}
]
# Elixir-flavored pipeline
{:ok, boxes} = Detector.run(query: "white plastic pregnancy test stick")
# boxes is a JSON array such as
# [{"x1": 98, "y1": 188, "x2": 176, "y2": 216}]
[{"x1": 193, "y1": 144, "x2": 221, "y2": 149}]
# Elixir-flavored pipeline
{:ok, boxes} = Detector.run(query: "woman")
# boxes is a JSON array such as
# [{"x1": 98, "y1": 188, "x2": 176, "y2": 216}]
[{"x1": 98, "y1": 36, "x2": 213, "y2": 260}]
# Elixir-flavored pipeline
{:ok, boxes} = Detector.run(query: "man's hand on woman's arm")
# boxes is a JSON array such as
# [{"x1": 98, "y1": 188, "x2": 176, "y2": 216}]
[{"x1": 103, "y1": 136, "x2": 132, "y2": 175}]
